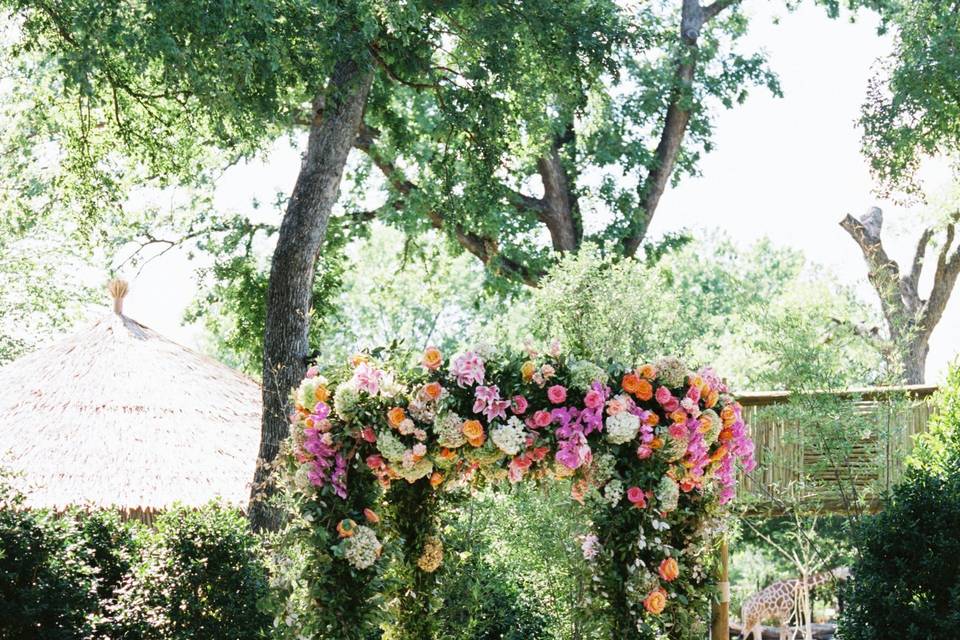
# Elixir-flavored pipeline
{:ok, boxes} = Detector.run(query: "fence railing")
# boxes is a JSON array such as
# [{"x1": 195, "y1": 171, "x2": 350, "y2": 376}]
[{"x1": 735, "y1": 385, "x2": 938, "y2": 515}]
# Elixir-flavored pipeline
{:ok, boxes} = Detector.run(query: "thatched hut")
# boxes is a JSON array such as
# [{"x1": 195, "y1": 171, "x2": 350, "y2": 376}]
[{"x1": 0, "y1": 280, "x2": 262, "y2": 519}]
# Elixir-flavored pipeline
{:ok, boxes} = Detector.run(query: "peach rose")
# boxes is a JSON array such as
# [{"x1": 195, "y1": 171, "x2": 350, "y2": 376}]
[
  {"x1": 423, "y1": 382, "x2": 443, "y2": 400},
  {"x1": 314, "y1": 385, "x2": 330, "y2": 402},
  {"x1": 659, "y1": 558, "x2": 679, "y2": 582},
  {"x1": 462, "y1": 419, "x2": 484, "y2": 443},
  {"x1": 422, "y1": 346, "x2": 443, "y2": 370},
  {"x1": 638, "y1": 363, "x2": 657, "y2": 379},
  {"x1": 635, "y1": 379, "x2": 653, "y2": 401},
  {"x1": 430, "y1": 472, "x2": 444, "y2": 488},
  {"x1": 706, "y1": 390, "x2": 719, "y2": 408},
  {"x1": 643, "y1": 588, "x2": 667, "y2": 615},
  {"x1": 387, "y1": 407, "x2": 407, "y2": 428},
  {"x1": 363, "y1": 508, "x2": 380, "y2": 524}
]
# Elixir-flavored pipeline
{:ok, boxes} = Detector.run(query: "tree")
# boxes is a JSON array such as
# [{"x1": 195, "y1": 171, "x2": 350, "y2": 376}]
[
  {"x1": 840, "y1": 207, "x2": 960, "y2": 383},
  {"x1": 860, "y1": 0, "x2": 960, "y2": 195}
]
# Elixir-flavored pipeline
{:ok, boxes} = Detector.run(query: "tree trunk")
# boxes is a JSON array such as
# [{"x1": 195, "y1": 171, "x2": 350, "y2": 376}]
[
  {"x1": 248, "y1": 57, "x2": 374, "y2": 532},
  {"x1": 901, "y1": 338, "x2": 929, "y2": 385}
]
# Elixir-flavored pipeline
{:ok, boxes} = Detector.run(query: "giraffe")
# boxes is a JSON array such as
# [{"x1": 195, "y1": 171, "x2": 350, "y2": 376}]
[{"x1": 740, "y1": 566, "x2": 850, "y2": 640}]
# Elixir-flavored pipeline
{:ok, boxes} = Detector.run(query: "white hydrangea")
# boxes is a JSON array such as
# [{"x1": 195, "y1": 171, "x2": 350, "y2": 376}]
[
  {"x1": 605, "y1": 411, "x2": 641, "y2": 445},
  {"x1": 591, "y1": 453, "x2": 618, "y2": 484},
  {"x1": 343, "y1": 526, "x2": 382, "y2": 570},
  {"x1": 333, "y1": 379, "x2": 360, "y2": 421},
  {"x1": 491, "y1": 416, "x2": 526, "y2": 456},
  {"x1": 433, "y1": 411, "x2": 467, "y2": 448},
  {"x1": 656, "y1": 475, "x2": 680, "y2": 512},
  {"x1": 603, "y1": 479, "x2": 624, "y2": 506}
]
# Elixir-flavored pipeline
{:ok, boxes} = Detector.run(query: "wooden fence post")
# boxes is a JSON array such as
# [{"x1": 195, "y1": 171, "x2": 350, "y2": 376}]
[{"x1": 711, "y1": 537, "x2": 730, "y2": 639}]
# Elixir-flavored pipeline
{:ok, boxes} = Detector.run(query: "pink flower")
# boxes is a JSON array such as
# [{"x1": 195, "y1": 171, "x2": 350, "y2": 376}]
[
  {"x1": 450, "y1": 351, "x2": 485, "y2": 387},
  {"x1": 353, "y1": 362, "x2": 382, "y2": 395},
  {"x1": 686, "y1": 384, "x2": 701, "y2": 403},
  {"x1": 512, "y1": 395, "x2": 529, "y2": 414},
  {"x1": 305, "y1": 366, "x2": 319, "y2": 378},
  {"x1": 655, "y1": 385, "x2": 673, "y2": 406},
  {"x1": 532, "y1": 410, "x2": 553, "y2": 428},
  {"x1": 584, "y1": 389, "x2": 603, "y2": 409},
  {"x1": 360, "y1": 427, "x2": 377, "y2": 443},
  {"x1": 627, "y1": 486, "x2": 647, "y2": 507},
  {"x1": 637, "y1": 444, "x2": 653, "y2": 460},
  {"x1": 548, "y1": 385, "x2": 568, "y2": 404},
  {"x1": 606, "y1": 396, "x2": 627, "y2": 415},
  {"x1": 473, "y1": 385, "x2": 510, "y2": 421},
  {"x1": 668, "y1": 423, "x2": 688, "y2": 439},
  {"x1": 365, "y1": 454, "x2": 384, "y2": 470}
]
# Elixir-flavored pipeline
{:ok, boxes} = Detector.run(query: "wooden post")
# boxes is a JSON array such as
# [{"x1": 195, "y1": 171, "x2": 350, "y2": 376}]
[{"x1": 712, "y1": 537, "x2": 730, "y2": 639}]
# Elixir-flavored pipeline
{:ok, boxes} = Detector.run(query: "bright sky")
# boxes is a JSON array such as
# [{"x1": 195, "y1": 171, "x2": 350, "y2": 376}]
[{"x1": 117, "y1": 0, "x2": 959, "y2": 383}]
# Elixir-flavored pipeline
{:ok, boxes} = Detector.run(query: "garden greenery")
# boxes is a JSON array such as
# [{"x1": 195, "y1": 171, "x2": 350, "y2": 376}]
[{"x1": 275, "y1": 345, "x2": 755, "y2": 639}]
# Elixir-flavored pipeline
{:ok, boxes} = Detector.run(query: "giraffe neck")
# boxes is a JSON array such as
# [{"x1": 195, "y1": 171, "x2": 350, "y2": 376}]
[{"x1": 797, "y1": 571, "x2": 836, "y2": 588}]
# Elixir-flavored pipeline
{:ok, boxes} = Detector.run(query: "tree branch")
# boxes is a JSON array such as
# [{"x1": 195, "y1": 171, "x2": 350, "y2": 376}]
[
  {"x1": 355, "y1": 126, "x2": 542, "y2": 286},
  {"x1": 536, "y1": 141, "x2": 580, "y2": 252},
  {"x1": 622, "y1": 0, "x2": 741, "y2": 257},
  {"x1": 920, "y1": 217, "x2": 960, "y2": 338},
  {"x1": 840, "y1": 211, "x2": 907, "y2": 334}
]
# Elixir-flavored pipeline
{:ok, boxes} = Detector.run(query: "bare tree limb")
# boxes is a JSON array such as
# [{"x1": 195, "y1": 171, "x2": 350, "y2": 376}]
[{"x1": 920, "y1": 218, "x2": 960, "y2": 338}]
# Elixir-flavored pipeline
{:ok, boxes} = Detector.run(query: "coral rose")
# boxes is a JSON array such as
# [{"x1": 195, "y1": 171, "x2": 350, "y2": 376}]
[
  {"x1": 363, "y1": 508, "x2": 380, "y2": 524},
  {"x1": 659, "y1": 558, "x2": 679, "y2": 582},
  {"x1": 635, "y1": 379, "x2": 653, "y2": 401},
  {"x1": 532, "y1": 410, "x2": 553, "y2": 428},
  {"x1": 512, "y1": 395, "x2": 529, "y2": 414},
  {"x1": 627, "y1": 486, "x2": 647, "y2": 507},
  {"x1": 643, "y1": 588, "x2": 667, "y2": 615},
  {"x1": 422, "y1": 346, "x2": 443, "y2": 370},
  {"x1": 423, "y1": 382, "x2": 443, "y2": 400}
]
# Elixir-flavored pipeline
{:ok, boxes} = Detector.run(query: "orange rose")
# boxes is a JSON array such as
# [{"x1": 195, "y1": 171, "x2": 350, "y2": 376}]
[
  {"x1": 422, "y1": 346, "x2": 443, "y2": 370},
  {"x1": 658, "y1": 558, "x2": 680, "y2": 582},
  {"x1": 643, "y1": 588, "x2": 667, "y2": 615},
  {"x1": 644, "y1": 412, "x2": 660, "y2": 426},
  {"x1": 314, "y1": 385, "x2": 330, "y2": 402},
  {"x1": 438, "y1": 447, "x2": 457, "y2": 460},
  {"x1": 521, "y1": 360, "x2": 536, "y2": 382},
  {"x1": 720, "y1": 405, "x2": 736, "y2": 426},
  {"x1": 710, "y1": 445, "x2": 728, "y2": 462},
  {"x1": 387, "y1": 407, "x2": 407, "y2": 428},
  {"x1": 638, "y1": 363, "x2": 657, "y2": 379},
  {"x1": 698, "y1": 413, "x2": 714, "y2": 433},
  {"x1": 468, "y1": 434, "x2": 486, "y2": 448},
  {"x1": 363, "y1": 508, "x2": 380, "y2": 524},
  {"x1": 430, "y1": 472, "x2": 444, "y2": 488},
  {"x1": 337, "y1": 518, "x2": 357, "y2": 538},
  {"x1": 635, "y1": 379, "x2": 653, "y2": 401},
  {"x1": 670, "y1": 409, "x2": 687, "y2": 424},
  {"x1": 622, "y1": 372, "x2": 642, "y2": 395},
  {"x1": 705, "y1": 390, "x2": 719, "y2": 408},
  {"x1": 651, "y1": 436, "x2": 664, "y2": 450},
  {"x1": 462, "y1": 420, "x2": 484, "y2": 444},
  {"x1": 718, "y1": 428, "x2": 733, "y2": 443}
]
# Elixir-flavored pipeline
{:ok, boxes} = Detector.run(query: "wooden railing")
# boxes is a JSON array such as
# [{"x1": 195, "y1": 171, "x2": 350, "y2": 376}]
[{"x1": 735, "y1": 385, "x2": 938, "y2": 514}]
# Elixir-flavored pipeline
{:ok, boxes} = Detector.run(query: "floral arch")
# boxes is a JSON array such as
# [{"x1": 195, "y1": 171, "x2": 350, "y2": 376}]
[{"x1": 276, "y1": 345, "x2": 755, "y2": 640}]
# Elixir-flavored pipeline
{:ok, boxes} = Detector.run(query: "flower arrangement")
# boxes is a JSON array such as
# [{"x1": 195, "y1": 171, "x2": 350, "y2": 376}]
[{"x1": 280, "y1": 345, "x2": 754, "y2": 639}]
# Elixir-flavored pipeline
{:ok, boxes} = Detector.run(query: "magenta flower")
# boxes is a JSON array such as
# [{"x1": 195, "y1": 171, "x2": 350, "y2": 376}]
[{"x1": 627, "y1": 486, "x2": 646, "y2": 507}]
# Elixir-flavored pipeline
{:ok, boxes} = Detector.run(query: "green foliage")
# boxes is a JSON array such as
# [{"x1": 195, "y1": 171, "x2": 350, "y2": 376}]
[
  {"x1": 909, "y1": 362, "x2": 960, "y2": 474},
  {"x1": 860, "y1": 1, "x2": 960, "y2": 193},
  {"x1": 839, "y1": 465, "x2": 960, "y2": 639},
  {"x1": 0, "y1": 477, "x2": 98, "y2": 639},
  {"x1": 107, "y1": 504, "x2": 270, "y2": 640},
  {"x1": 524, "y1": 240, "x2": 884, "y2": 389}
]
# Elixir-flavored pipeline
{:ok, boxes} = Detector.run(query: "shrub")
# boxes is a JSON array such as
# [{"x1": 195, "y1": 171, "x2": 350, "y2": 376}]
[
  {"x1": 0, "y1": 478, "x2": 97, "y2": 640},
  {"x1": 107, "y1": 503, "x2": 271, "y2": 640},
  {"x1": 838, "y1": 466, "x2": 960, "y2": 639}
]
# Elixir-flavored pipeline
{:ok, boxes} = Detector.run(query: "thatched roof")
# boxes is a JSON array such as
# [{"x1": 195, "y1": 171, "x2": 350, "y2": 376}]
[{"x1": 0, "y1": 281, "x2": 262, "y2": 515}]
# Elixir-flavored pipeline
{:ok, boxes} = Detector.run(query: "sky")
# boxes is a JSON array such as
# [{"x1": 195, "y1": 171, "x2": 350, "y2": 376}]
[{"x1": 115, "y1": 0, "x2": 960, "y2": 384}]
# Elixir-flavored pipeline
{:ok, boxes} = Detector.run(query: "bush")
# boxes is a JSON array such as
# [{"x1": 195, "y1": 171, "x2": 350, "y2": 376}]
[
  {"x1": 108, "y1": 503, "x2": 271, "y2": 640},
  {"x1": 0, "y1": 482, "x2": 98, "y2": 640},
  {"x1": 839, "y1": 466, "x2": 960, "y2": 639}
]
